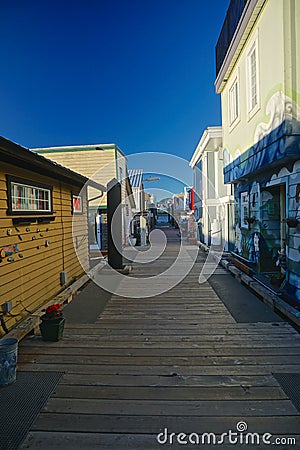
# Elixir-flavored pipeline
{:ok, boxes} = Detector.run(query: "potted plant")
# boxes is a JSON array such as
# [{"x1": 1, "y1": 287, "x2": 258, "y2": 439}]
[
  {"x1": 39, "y1": 303, "x2": 65, "y2": 341},
  {"x1": 266, "y1": 273, "x2": 285, "y2": 288}
]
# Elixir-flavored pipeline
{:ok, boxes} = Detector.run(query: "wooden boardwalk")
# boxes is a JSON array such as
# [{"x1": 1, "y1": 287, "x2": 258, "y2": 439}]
[{"x1": 19, "y1": 230, "x2": 300, "y2": 449}]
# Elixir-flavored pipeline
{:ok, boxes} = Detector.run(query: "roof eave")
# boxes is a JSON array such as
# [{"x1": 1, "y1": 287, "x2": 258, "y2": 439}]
[
  {"x1": 0, "y1": 136, "x2": 106, "y2": 191},
  {"x1": 189, "y1": 127, "x2": 222, "y2": 168},
  {"x1": 215, "y1": 0, "x2": 266, "y2": 94}
]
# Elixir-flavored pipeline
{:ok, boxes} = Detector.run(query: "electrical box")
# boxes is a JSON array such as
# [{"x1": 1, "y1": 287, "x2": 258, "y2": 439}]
[
  {"x1": 2, "y1": 301, "x2": 13, "y2": 313},
  {"x1": 60, "y1": 271, "x2": 68, "y2": 286}
]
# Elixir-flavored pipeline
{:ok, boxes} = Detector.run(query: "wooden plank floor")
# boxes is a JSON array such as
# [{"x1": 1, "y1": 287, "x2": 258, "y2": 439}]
[{"x1": 19, "y1": 231, "x2": 300, "y2": 449}]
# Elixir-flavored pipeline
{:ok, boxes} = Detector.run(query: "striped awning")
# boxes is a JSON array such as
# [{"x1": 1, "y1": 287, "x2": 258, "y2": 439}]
[{"x1": 128, "y1": 169, "x2": 143, "y2": 188}]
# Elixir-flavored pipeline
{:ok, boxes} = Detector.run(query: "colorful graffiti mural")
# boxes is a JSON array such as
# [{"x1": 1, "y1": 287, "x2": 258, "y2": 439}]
[{"x1": 233, "y1": 160, "x2": 300, "y2": 302}]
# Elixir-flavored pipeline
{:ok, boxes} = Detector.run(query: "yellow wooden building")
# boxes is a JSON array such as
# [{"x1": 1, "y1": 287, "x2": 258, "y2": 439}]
[
  {"x1": 33, "y1": 144, "x2": 135, "y2": 250},
  {"x1": 0, "y1": 137, "x2": 105, "y2": 336}
]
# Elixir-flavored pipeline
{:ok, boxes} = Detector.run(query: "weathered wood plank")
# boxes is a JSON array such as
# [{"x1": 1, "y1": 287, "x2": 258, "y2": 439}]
[
  {"x1": 66, "y1": 317, "x2": 300, "y2": 332},
  {"x1": 43, "y1": 398, "x2": 298, "y2": 416},
  {"x1": 17, "y1": 362, "x2": 300, "y2": 375},
  {"x1": 52, "y1": 385, "x2": 287, "y2": 401},
  {"x1": 19, "y1": 345, "x2": 300, "y2": 357},
  {"x1": 17, "y1": 353, "x2": 300, "y2": 366},
  {"x1": 31, "y1": 414, "x2": 300, "y2": 434},
  {"x1": 56, "y1": 373, "x2": 280, "y2": 387}
]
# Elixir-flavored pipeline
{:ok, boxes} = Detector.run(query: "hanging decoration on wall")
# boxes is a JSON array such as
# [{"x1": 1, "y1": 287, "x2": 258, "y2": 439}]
[
  {"x1": 0, "y1": 244, "x2": 19, "y2": 258},
  {"x1": 45, "y1": 240, "x2": 50, "y2": 247}
]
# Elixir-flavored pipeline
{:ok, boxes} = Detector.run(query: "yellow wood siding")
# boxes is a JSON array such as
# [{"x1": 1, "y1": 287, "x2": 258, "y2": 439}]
[
  {"x1": 36, "y1": 146, "x2": 131, "y2": 248},
  {"x1": 0, "y1": 161, "x2": 88, "y2": 335},
  {"x1": 40, "y1": 149, "x2": 116, "y2": 208}
]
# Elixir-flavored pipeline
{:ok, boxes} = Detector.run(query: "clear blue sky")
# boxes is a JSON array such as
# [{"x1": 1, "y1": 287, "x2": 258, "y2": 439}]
[{"x1": 0, "y1": 0, "x2": 229, "y2": 162}]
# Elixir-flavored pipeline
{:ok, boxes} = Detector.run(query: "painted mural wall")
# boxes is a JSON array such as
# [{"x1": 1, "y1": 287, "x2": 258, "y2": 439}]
[
  {"x1": 233, "y1": 160, "x2": 300, "y2": 302},
  {"x1": 219, "y1": 0, "x2": 300, "y2": 302}
]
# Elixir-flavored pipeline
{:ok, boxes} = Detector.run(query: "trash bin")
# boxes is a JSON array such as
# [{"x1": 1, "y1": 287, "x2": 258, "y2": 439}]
[{"x1": 0, "y1": 338, "x2": 18, "y2": 387}]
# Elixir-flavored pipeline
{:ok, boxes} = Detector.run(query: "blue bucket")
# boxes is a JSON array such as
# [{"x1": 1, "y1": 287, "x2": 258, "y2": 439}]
[{"x1": 0, "y1": 338, "x2": 18, "y2": 387}]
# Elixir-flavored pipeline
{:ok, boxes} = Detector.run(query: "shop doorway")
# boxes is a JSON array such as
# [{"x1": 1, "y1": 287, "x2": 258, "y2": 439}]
[{"x1": 259, "y1": 183, "x2": 286, "y2": 287}]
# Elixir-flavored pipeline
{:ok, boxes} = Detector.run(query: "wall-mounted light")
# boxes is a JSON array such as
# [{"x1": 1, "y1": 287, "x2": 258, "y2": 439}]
[{"x1": 144, "y1": 177, "x2": 160, "y2": 182}]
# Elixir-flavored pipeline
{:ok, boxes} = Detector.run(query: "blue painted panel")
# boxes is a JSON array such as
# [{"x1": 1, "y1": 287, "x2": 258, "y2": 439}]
[{"x1": 224, "y1": 121, "x2": 300, "y2": 183}]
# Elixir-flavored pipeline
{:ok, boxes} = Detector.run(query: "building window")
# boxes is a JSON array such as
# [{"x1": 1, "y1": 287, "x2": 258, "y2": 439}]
[
  {"x1": 240, "y1": 192, "x2": 249, "y2": 228},
  {"x1": 6, "y1": 176, "x2": 53, "y2": 214},
  {"x1": 229, "y1": 76, "x2": 239, "y2": 126},
  {"x1": 119, "y1": 167, "x2": 123, "y2": 185},
  {"x1": 247, "y1": 37, "x2": 260, "y2": 118}
]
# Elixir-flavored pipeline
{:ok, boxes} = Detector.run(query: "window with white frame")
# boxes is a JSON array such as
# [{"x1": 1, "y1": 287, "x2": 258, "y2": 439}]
[
  {"x1": 247, "y1": 37, "x2": 259, "y2": 117},
  {"x1": 229, "y1": 76, "x2": 239, "y2": 125},
  {"x1": 7, "y1": 176, "x2": 52, "y2": 214}
]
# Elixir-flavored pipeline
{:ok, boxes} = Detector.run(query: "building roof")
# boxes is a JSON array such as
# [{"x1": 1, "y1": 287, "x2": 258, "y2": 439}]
[
  {"x1": 32, "y1": 143, "x2": 126, "y2": 158},
  {"x1": 0, "y1": 136, "x2": 106, "y2": 191},
  {"x1": 128, "y1": 169, "x2": 143, "y2": 188},
  {"x1": 215, "y1": 0, "x2": 262, "y2": 93},
  {"x1": 189, "y1": 126, "x2": 222, "y2": 168}
]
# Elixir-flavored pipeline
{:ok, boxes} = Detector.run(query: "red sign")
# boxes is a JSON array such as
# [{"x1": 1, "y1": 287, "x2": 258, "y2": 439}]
[
  {"x1": 188, "y1": 189, "x2": 194, "y2": 211},
  {"x1": 73, "y1": 195, "x2": 83, "y2": 213}
]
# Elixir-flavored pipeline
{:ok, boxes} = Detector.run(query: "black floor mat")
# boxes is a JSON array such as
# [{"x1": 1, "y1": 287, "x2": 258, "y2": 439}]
[
  {"x1": 273, "y1": 373, "x2": 300, "y2": 413},
  {"x1": 63, "y1": 280, "x2": 112, "y2": 323},
  {"x1": 208, "y1": 274, "x2": 284, "y2": 323},
  {"x1": 0, "y1": 371, "x2": 63, "y2": 450}
]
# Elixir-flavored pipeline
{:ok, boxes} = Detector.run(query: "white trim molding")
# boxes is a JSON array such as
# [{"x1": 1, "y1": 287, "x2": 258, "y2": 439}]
[
  {"x1": 189, "y1": 126, "x2": 222, "y2": 168},
  {"x1": 215, "y1": 0, "x2": 267, "y2": 94}
]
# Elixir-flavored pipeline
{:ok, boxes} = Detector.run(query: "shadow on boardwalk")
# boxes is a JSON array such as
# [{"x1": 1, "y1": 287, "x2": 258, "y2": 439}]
[{"x1": 18, "y1": 226, "x2": 300, "y2": 449}]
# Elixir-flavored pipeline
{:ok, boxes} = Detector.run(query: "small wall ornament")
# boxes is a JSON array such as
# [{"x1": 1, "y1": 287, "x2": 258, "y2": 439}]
[{"x1": 0, "y1": 244, "x2": 19, "y2": 257}]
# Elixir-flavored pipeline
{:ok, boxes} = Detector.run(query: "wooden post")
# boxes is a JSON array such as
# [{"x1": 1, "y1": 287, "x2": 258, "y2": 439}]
[
  {"x1": 140, "y1": 215, "x2": 147, "y2": 246},
  {"x1": 107, "y1": 179, "x2": 124, "y2": 269}
]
